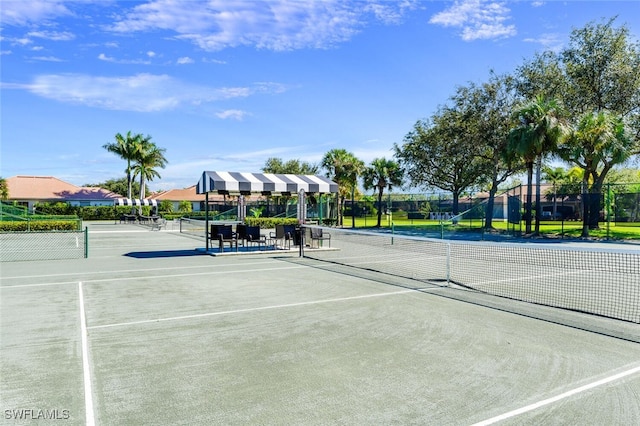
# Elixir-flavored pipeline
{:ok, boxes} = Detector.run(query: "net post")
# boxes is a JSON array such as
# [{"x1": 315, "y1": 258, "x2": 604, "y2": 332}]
[
  {"x1": 299, "y1": 225, "x2": 304, "y2": 257},
  {"x1": 84, "y1": 226, "x2": 88, "y2": 258},
  {"x1": 391, "y1": 222, "x2": 394, "y2": 245}
]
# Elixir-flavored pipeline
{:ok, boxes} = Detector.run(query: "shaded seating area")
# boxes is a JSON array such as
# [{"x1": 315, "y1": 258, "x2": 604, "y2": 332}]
[{"x1": 120, "y1": 214, "x2": 137, "y2": 224}]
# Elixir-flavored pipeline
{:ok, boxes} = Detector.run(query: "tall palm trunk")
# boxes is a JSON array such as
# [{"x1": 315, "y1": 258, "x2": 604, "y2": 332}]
[
  {"x1": 376, "y1": 187, "x2": 384, "y2": 227},
  {"x1": 581, "y1": 179, "x2": 590, "y2": 238},
  {"x1": 525, "y1": 161, "x2": 534, "y2": 234},
  {"x1": 534, "y1": 156, "x2": 542, "y2": 235}
]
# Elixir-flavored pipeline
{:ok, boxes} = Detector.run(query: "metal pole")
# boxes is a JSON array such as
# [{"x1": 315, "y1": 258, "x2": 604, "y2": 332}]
[
  {"x1": 205, "y1": 192, "x2": 209, "y2": 252},
  {"x1": 84, "y1": 226, "x2": 88, "y2": 258}
]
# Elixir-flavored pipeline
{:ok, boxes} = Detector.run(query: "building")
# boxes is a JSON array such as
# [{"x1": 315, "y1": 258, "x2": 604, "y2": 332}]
[{"x1": 5, "y1": 176, "x2": 122, "y2": 212}]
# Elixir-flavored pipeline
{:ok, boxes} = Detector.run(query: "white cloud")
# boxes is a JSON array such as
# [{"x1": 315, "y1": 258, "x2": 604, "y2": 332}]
[
  {"x1": 147, "y1": 51, "x2": 156, "y2": 57},
  {"x1": 27, "y1": 30, "x2": 75, "y2": 41},
  {"x1": 176, "y1": 56, "x2": 194, "y2": 64},
  {"x1": 98, "y1": 53, "x2": 114, "y2": 62},
  {"x1": 216, "y1": 109, "x2": 249, "y2": 120},
  {"x1": 108, "y1": 0, "x2": 414, "y2": 51},
  {"x1": 31, "y1": 56, "x2": 65, "y2": 62},
  {"x1": 429, "y1": 0, "x2": 516, "y2": 41},
  {"x1": 98, "y1": 53, "x2": 151, "y2": 65},
  {"x1": 524, "y1": 33, "x2": 563, "y2": 51},
  {"x1": 17, "y1": 73, "x2": 290, "y2": 112},
  {"x1": 0, "y1": 0, "x2": 72, "y2": 26}
]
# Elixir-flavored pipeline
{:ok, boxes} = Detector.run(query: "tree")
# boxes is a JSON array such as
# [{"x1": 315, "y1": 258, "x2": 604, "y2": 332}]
[
  {"x1": 261, "y1": 158, "x2": 319, "y2": 214},
  {"x1": 542, "y1": 166, "x2": 568, "y2": 219},
  {"x1": 178, "y1": 200, "x2": 192, "y2": 213},
  {"x1": 559, "y1": 111, "x2": 633, "y2": 235},
  {"x1": 449, "y1": 72, "x2": 523, "y2": 229},
  {"x1": 362, "y1": 158, "x2": 403, "y2": 227},
  {"x1": 262, "y1": 157, "x2": 319, "y2": 175},
  {"x1": 84, "y1": 177, "x2": 141, "y2": 198},
  {"x1": 0, "y1": 177, "x2": 8, "y2": 200},
  {"x1": 515, "y1": 18, "x2": 640, "y2": 234},
  {"x1": 321, "y1": 149, "x2": 364, "y2": 226},
  {"x1": 131, "y1": 136, "x2": 168, "y2": 204},
  {"x1": 508, "y1": 95, "x2": 568, "y2": 234},
  {"x1": 103, "y1": 131, "x2": 143, "y2": 200},
  {"x1": 395, "y1": 107, "x2": 487, "y2": 215}
]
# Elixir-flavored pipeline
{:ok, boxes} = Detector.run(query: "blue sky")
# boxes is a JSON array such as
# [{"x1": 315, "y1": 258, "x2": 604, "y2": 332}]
[{"x1": 2, "y1": 0, "x2": 639, "y2": 191}]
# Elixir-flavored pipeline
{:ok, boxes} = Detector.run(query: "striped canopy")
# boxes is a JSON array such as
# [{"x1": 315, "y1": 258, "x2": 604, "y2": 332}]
[
  {"x1": 114, "y1": 198, "x2": 158, "y2": 207},
  {"x1": 196, "y1": 171, "x2": 338, "y2": 195}
]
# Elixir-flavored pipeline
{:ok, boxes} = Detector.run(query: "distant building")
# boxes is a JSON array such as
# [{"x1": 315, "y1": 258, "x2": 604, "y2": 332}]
[
  {"x1": 5, "y1": 176, "x2": 122, "y2": 212},
  {"x1": 150, "y1": 185, "x2": 264, "y2": 212}
]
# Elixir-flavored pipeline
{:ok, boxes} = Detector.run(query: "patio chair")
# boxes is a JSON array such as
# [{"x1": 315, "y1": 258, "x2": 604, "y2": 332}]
[
  {"x1": 245, "y1": 226, "x2": 268, "y2": 251},
  {"x1": 235, "y1": 224, "x2": 248, "y2": 247},
  {"x1": 309, "y1": 227, "x2": 331, "y2": 248},
  {"x1": 269, "y1": 224, "x2": 295, "y2": 250},
  {"x1": 210, "y1": 224, "x2": 237, "y2": 252}
]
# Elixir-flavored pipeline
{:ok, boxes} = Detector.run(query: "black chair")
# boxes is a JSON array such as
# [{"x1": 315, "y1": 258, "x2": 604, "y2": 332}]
[
  {"x1": 245, "y1": 226, "x2": 268, "y2": 250},
  {"x1": 310, "y1": 227, "x2": 331, "y2": 248},
  {"x1": 211, "y1": 224, "x2": 237, "y2": 252},
  {"x1": 270, "y1": 224, "x2": 295, "y2": 250},
  {"x1": 235, "y1": 224, "x2": 248, "y2": 247}
]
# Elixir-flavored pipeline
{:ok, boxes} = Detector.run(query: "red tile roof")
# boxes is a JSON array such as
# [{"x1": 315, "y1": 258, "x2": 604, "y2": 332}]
[
  {"x1": 6, "y1": 176, "x2": 122, "y2": 201},
  {"x1": 150, "y1": 185, "x2": 263, "y2": 202}
]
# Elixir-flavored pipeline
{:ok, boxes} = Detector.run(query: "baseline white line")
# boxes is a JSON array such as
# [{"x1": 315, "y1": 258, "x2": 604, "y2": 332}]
[
  {"x1": 1, "y1": 265, "x2": 308, "y2": 289},
  {"x1": 472, "y1": 364, "x2": 640, "y2": 426},
  {"x1": 88, "y1": 289, "x2": 417, "y2": 330},
  {"x1": 78, "y1": 282, "x2": 95, "y2": 426},
  {"x1": 0, "y1": 259, "x2": 278, "y2": 280}
]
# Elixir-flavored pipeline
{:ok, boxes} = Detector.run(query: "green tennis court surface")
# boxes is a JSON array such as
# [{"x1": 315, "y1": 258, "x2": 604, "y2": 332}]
[{"x1": 1, "y1": 222, "x2": 639, "y2": 425}]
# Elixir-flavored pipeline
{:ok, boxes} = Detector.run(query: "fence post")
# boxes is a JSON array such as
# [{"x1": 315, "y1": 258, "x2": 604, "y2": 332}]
[{"x1": 84, "y1": 226, "x2": 88, "y2": 258}]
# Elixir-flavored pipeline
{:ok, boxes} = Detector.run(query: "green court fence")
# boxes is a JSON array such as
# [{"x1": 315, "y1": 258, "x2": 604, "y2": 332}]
[{"x1": 0, "y1": 228, "x2": 88, "y2": 262}]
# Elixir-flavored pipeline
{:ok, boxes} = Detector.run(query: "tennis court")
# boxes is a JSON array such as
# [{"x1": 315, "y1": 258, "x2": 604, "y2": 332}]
[{"x1": 1, "y1": 222, "x2": 639, "y2": 425}]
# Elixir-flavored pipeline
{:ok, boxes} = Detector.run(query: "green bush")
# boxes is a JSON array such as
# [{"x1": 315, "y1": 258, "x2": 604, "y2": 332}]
[
  {"x1": 0, "y1": 220, "x2": 80, "y2": 231},
  {"x1": 244, "y1": 217, "x2": 298, "y2": 228}
]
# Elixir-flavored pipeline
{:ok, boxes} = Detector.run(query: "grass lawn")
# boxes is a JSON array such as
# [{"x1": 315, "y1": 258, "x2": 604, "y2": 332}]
[{"x1": 342, "y1": 215, "x2": 640, "y2": 241}]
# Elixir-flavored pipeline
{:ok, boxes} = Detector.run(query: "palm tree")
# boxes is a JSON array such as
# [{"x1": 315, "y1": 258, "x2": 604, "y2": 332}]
[
  {"x1": 131, "y1": 136, "x2": 168, "y2": 211},
  {"x1": 103, "y1": 131, "x2": 143, "y2": 200},
  {"x1": 508, "y1": 95, "x2": 567, "y2": 235},
  {"x1": 542, "y1": 166, "x2": 567, "y2": 220},
  {"x1": 321, "y1": 149, "x2": 364, "y2": 226},
  {"x1": 559, "y1": 111, "x2": 632, "y2": 236},
  {"x1": 362, "y1": 158, "x2": 403, "y2": 227}
]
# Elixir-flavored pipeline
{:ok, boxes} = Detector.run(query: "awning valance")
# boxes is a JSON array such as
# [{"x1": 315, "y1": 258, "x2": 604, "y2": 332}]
[
  {"x1": 114, "y1": 198, "x2": 158, "y2": 207},
  {"x1": 196, "y1": 171, "x2": 338, "y2": 195}
]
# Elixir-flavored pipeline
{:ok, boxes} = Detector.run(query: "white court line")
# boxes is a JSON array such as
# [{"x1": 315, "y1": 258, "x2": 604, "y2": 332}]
[
  {"x1": 0, "y1": 259, "x2": 280, "y2": 281},
  {"x1": 1, "y1": 265, "x2": 308, "y2": 289},
  {"x1": 78, "y1": 282, "x2": 95, "y2": 426},
  {"x1": 88, "y1": 289, "x2": 418, "y2": 330},
  {"x1": 472, "y1": 364, "x2": 640, "y2": 426}
]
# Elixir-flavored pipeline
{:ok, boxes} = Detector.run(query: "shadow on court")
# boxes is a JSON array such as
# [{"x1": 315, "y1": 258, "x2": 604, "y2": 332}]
[{"x1": 124, "y1": 249, "x2": 208, "y2": 258}]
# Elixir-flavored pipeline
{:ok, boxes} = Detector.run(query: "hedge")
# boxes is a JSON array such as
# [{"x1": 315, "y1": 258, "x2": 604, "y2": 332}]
[{"x1": 0, "y1": 220, "x2": 81, "y2": 232}]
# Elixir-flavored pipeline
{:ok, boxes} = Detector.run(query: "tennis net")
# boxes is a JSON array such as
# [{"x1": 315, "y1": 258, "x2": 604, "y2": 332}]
[
  {"x1": 301, "y1": 226, "x2": 640, "y2": 324},
  {"x1": 179, "y1": 217, "x2": 206, "y2": 239}
]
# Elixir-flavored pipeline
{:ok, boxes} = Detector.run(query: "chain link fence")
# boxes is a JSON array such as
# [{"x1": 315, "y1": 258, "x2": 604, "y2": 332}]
[{"x1": 0, "y1": 229, "x2": 88, "y2": 262}]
